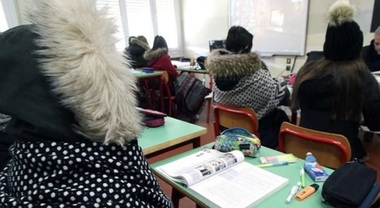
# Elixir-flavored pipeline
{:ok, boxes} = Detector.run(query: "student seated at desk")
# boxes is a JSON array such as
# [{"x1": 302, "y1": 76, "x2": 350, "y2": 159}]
[
  {"x1": 125, "y1": 35, "x2": 150, "y2": 68},
  {"x1": 291, "y1": 1, "x2": 380, "y2": 161},
  {"x1": 0, "y1": 0, "x2": 172, "y2": 207},
  {"x1": 205, "y1": 26, "x2": 290, "y2": 149},
  {"x1": 144, "y1": 35, "x2": 179, "y2": 95},
  {"x1": 361, "y1": 26, "x2": 380, "y2": 72}
]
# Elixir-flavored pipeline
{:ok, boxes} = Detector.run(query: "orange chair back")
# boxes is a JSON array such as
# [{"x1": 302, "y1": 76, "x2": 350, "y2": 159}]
[
  {"x1": 213, "y1": 103, "x2": 259, "y2": 137},
  {"x1": 278, "y1": 122, "x2": 351, "y2": 169}
]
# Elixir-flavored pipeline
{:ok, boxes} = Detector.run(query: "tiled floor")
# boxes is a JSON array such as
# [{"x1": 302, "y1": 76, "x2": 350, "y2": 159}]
[{"x1": 147, "y1": 107, "x2": 380, "y2": 208}]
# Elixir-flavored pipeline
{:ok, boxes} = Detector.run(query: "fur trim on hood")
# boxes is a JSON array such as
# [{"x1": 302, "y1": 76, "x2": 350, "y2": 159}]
[
  {"x1": 28, "y1": 0, "x2": 142, "y2": 144},
  {"x1": 130, "y1": 37, "x2": 150, "y2": 50},
  {"x1": 144, "y1": 48, "x2": 168, "y2": 62},
  {"x1": 205, "y1": 49, "x2": 262, "y2": 79}
]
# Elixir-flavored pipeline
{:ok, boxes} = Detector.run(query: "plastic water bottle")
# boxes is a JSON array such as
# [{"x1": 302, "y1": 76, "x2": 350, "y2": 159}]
[
  {"x1": 304, "y1": 152, "x2": 329, "y2": 181},
  {"x1": 305, "y1": 152, "x2": 317, "y2": 166}
]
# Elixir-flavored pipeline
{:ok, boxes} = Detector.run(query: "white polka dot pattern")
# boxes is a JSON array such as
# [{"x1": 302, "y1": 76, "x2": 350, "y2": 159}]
[{"x1": 0, "y1": 141, "x2": 173, "y2": 208}]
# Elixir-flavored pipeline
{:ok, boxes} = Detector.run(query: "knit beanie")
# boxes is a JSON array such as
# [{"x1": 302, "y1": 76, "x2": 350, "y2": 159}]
[{"x1": 323, "y1": 0, "x2": 363, "y2": 61}]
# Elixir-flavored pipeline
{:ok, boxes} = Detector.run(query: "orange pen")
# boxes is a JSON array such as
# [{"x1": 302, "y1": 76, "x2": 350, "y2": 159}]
[{"x1": 296, "y1": 184, "x2": 319, "y2": 201}]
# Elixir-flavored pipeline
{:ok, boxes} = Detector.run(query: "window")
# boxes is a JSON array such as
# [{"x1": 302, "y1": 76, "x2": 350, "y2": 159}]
[
  {"x1": 96, "y1": 0, "x2": 182, "y2": 55},
  {"x1": 0, "y1": 2, "x2": 8, "y2": 32},
  {"x1": 0, "y1": 0, "x2": 19, "y2": 32}
]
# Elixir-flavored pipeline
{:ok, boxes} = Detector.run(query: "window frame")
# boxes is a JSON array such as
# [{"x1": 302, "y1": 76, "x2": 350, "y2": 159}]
[
  {"x1": 0, "y1": 0, "x2": 19, "y2": 32},
  {"x1": 100, "y1": 0, "x2": 183, "y2": 56}
]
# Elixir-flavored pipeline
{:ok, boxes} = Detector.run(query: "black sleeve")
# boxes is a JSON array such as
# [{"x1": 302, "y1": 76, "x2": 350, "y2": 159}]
[{"x1": 362, "y1": 70, "x2": 380, "y2": 131}]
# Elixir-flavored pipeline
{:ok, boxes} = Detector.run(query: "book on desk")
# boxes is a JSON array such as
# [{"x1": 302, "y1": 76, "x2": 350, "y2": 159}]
[{"x1": 156, "y1": 148, "x2": 289, "y2": 208}]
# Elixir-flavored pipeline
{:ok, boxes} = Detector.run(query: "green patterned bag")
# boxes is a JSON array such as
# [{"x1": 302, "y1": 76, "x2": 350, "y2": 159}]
[{"x1": 213, "y1": 127, "x2": 261, "y2": 157}]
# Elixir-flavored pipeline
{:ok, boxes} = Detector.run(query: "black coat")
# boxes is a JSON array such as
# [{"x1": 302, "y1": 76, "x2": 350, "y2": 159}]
[
  {"x1": 361, "y1": 40, "x2": 380, "y2": 72},
  {"x1": 298, "y1": 69, "x2": 380, "y2": 159},
  {"x1": 125, "y1": 38, "x2": 150, "y2": 68}
]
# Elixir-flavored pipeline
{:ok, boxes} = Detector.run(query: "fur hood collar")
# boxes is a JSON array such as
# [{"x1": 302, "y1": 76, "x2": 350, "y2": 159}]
[
  {"x1": 144, "y1": 48, "x2": 168, "y2": 62},
  {"x1": 205, "y1": 49, "x2": 262, "y2": 78},
  {"x1": 130, "y1": 38, "x2": 150, "y2": 50},
  {"x1": 28, "y1": 0, "x2": 142, "y2": 144}
]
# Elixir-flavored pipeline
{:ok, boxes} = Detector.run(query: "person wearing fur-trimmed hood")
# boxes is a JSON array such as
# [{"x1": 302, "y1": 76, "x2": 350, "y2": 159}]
[
  {"x1": 144, "y1": 35, "x2": 179, "y2": 83},
  {"x1": 0, "y1": 0, "x2": 172, "y2": 207},
  {"x1": 206, "y1": 26, "x2": 290, "y2": 149},
  {"x1": 125, "y1": 35, "x2": 150, "y2": 68},
  {"x1": 291, "y1": 0, "x2": 380, "y2": 161}
]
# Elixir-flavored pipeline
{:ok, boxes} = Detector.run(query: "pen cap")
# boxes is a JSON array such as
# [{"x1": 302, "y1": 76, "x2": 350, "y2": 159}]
[
  {"x1": 310, "y1": 184, "x2": 319, "y2": 191},
  {"x1": 295, "y1": 184, "x2": 319, "y2": 201}
]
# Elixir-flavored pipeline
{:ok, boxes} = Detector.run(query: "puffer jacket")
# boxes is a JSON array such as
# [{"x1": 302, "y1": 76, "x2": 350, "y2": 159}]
[{"x1": 206, "y1": 49, "x2": 287, "y2": 119}]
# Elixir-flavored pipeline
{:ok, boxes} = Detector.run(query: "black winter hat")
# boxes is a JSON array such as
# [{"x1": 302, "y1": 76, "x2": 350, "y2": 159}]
[{"x1": 323, "y1": 0, "x2": 363, "y2": 61}]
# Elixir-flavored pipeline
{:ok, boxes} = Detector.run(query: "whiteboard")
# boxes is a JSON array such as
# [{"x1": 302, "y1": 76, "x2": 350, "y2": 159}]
[{"x1": 229, "y1": 0, "x2": 309, "y2": 56}]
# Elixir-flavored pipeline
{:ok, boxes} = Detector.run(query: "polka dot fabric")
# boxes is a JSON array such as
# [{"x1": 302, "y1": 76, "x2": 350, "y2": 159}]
[{"x1": 0, "y1": 140, "x2": 173, "y2": 208}]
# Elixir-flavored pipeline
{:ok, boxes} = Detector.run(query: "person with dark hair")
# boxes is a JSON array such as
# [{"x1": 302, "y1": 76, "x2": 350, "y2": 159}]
[
  {"x1": 0, "y1": 0, "x2": 172, "y2": 207},
  {"x1": 205, "y1": 26, "x2": 290, "y2": 149},
  {"x1": 144, "y1": 35, "x2": 179, "y2": 81},
  {"x1": 125, "y1": 35, "x2": 150, "y2": 68},
  {"x1": 291, "y1": 1, "x2": 380, "y2": 161},
  {"x1": 361, "y1": 26, "x2": 380, "y2": 72}
]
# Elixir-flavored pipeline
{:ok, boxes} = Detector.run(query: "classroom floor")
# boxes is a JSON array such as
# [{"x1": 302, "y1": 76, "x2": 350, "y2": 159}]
[{"x1": 147, "y1": 107, "x2": 380, "y2": 208}]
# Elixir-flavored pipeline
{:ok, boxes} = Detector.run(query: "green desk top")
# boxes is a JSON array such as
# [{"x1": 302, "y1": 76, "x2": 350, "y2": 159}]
[
  {"x1": 151, "y1": 143, "x2": 334, "y2": 208},
  {"x1": 138, "y1": 117, "x2": 207, "y2": 156},
  {"x1": 132, "y1": 70, "x2": 163, "y2": 78}
]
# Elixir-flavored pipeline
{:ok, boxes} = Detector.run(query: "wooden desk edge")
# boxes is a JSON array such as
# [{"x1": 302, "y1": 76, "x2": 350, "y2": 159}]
[{"x1": 142, "y1": 128, "x2": 207, "y2": 156}]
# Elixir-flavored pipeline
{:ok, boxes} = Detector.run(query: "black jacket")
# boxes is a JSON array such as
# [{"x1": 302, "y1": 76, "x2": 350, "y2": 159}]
[
  {"x1": 298, "y1": 68, "x2": 380, "y2": 159},
  {"x1": 125, "y1": 38, "x2": 150, "y2": 68},
  {"x1": 361, "y1": 40, "x2": 380, "y2": 72}
]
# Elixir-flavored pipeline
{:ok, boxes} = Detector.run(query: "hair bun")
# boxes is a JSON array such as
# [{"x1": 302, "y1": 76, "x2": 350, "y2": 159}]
[{"x1": 327, "y1": 0, "x2": 356, "y2": 26}]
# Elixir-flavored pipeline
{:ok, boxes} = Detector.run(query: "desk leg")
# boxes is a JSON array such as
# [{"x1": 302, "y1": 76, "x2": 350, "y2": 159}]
[
  {"x1": 193, "y1": 137, "x2": 201, "y2": 149},
  {"x1": 171, "y1": 189, "x2": 183, "y2": 208},
  {"x1": 160, "y1": 78, "x2": 164, "y2": 113},
  {"x1": 208, "y1": 75, "x2": 213, "y2": 90}
]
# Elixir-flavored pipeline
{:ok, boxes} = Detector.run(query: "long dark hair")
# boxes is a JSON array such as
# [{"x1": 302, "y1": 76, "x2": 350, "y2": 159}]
[
  {"x1": 225, "y1": 26, "x2": 253, "y2": 54},
  {"x1": 152, "y1": 35, "x2": 168, "y2": 51},
  {"x1": 291, "y1": 58, "x2": 366, "y2": 122}
]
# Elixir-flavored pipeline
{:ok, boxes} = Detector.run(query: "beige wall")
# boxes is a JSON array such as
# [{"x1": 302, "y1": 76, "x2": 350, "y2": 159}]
[
  {"x1": 181, "y1": 0, "x2": 376, "y2": 76},
  {"x1": 15, "y1": 0, "x2": 377, "y2": 76}
]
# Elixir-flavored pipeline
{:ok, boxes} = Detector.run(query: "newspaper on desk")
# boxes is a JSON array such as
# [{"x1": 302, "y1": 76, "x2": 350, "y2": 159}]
[{"x1": 157, "y1": 148, "x2": 289, "y2": 208}]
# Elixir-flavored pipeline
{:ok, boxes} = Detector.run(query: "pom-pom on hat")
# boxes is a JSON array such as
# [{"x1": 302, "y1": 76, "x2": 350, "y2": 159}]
[{"x1": 323, "y1": 0, "x2": 363, "y2": 61}]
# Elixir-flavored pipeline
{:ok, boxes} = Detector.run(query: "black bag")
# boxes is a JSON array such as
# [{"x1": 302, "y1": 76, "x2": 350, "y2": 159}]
[
  {"x1": 196, "y1": 56, "x2": 206, "y2": 70},
  {"x1": 174, "y1": 74, "x2": 211, "y2": 118},
  {"x1": 322, "y1": 161, "x2": 377, "y2": 207}
]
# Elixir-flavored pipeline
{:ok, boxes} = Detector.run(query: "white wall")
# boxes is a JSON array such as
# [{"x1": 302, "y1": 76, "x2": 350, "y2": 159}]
[
  {"x1": 181, "y1": 0, "x2": 376, "y2": 77},
  {"x1": 14, "y1": 0, "x2": 377, "y2": 76}
]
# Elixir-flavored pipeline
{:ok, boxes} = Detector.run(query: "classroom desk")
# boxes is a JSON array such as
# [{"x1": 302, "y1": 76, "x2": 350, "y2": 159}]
[
  {"x1": 151, "y1": 143, "x2": 333, "y2": 208},
  {"x1": 133, "y1": 70, "x2": 164, "y2": 79},
  {"x1": 138, "y1": 117, "x2": 207, "y2": 159},
  {"x1": 133, "y1": 70, "x2": 165, "y2": 112}
]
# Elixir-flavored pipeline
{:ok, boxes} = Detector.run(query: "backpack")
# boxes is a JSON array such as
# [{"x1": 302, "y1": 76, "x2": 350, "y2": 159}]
[{"x1": 174, "y1": 74, "x2": 210, "y2": 118}]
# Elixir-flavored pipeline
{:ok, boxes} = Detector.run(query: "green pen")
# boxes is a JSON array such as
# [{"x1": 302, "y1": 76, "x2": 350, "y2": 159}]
[
  {"x1": 257, "y1": 161, "x2": 289, "y2": 168},
  {"x1": 300, "y1": 168, "x2": 306, "y2": 188}
]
